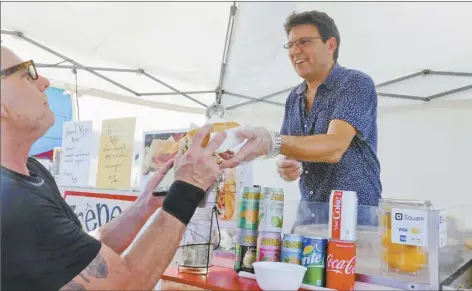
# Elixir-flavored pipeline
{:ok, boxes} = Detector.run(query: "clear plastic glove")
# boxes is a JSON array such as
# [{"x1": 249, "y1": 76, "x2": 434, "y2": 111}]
[
  {"x1": 276, "y1": 155, "x2": 302, "y2": 181},
  {"x1": 219, "y1": 125, "x2": 274, "y2": 169}
]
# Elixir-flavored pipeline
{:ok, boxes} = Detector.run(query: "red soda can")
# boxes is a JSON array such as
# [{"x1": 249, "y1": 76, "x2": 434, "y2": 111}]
[{"x1": 326, "y1": 240, "x2": 356, "y2": 291}]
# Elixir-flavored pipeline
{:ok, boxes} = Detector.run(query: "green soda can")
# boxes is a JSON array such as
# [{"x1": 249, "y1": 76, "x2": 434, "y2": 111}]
[
  {"x1": 237, "y1": 186, "x2": 262, "y2": 230},
  {"x1": 301, "y1": 236, "x2": 328, "y2": 287}
]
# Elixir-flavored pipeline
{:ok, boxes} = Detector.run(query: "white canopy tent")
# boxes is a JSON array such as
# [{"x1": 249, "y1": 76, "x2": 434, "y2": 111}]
[
  {"x1": 2, "y1": 2, "x2": 472, "y2": 212},
  {"x1": 3, "y1": 2, "x2": 471, "y2": 114}
]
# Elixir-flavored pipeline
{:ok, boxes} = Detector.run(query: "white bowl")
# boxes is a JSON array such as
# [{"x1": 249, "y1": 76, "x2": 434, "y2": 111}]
[{"x1": 253, "y1": 262, "x2": 307, "y2": 291}]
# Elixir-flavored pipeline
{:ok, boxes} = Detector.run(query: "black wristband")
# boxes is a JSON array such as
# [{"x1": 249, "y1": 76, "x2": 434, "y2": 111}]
[{"x1": 162, "y1": 180, "x2": 206, "y2": 225}]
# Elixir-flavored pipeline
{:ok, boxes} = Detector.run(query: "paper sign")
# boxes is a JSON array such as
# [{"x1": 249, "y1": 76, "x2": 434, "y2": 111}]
[
  {"x1": 96, "y1": 117, "x2": 136, "y2": 189},
  {"x1": 64, "y1": 191, "x2": 136, "y2": 232},
  {"x1": 59, "y1": 121, "x2": 93, "y2": 186},
  {"x1": 439, "y1": 213, "x2": 447, "y2": 248},
  {"x1": 52, "y1": 147, "x2": 63, "y2": 176},
  {"x1": 391, "y1": 208, "x2": 429, "y2": 247}
]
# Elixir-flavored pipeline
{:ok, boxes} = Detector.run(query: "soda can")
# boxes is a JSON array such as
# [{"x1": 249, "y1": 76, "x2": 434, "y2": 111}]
[
  {"x1": 301, "y1": 236, "x2": 328, "y2": 287},
  {"x1": 258, "y1": 187, "x2": 284, "y2": 232},
  {"x1": 326, "y1": 239, "x2": 357, "y2": 291},
  {"x1": 237, "y1": 186, "x2": 262, "y2": 230},
  {"x1": 328, "y1": 190, "x2": 358, "y2": 241},
  {"x1": 234, "y1": 229, "x2": 258, "y2": 273},
  {"x1": 256, "y1": 231, "x2": 282, "y2": 262},
  {"x1": 281, "y1": 234, "x2": 304, "y2": 265}
]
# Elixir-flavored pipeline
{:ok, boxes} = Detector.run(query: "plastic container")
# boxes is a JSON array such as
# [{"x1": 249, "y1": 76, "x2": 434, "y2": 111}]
[
  {"x1": 253, "y1": 262, "x2": 307, "y2": 291},
  {"x1": 178, "y1": 207, "x2": 219, "y2": 274},
  {"x1": 379, "y1": 198, "x2": 433, "y2": 275}
]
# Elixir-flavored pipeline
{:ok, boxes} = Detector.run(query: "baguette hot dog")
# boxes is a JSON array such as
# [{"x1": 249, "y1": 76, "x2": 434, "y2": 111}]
[{"x1": 178, "y1": 121, "x2": 241, "y2": 153}]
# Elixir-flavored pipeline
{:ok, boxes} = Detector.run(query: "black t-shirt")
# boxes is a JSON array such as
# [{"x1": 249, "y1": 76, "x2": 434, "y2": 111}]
[{"x1": 1, "y1": 158, "x2": 102, "y2": 290}]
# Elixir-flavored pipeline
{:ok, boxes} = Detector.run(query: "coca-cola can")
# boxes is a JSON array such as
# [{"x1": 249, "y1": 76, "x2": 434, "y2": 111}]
[
  {"x1": 326, "y1": 240, "x2": 356, "y2": 291},
  {"x1": 328, "y1": 190, "x2": 358, "y2": 241}
]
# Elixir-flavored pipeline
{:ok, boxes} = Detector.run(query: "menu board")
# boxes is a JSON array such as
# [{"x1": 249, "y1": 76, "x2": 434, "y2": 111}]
[
  {"x1": 96, "y1": 117, "x2": 136, "y2": 189},
  {"x1": 58, "y1": 120, "x2": 93, "y2": 186}
]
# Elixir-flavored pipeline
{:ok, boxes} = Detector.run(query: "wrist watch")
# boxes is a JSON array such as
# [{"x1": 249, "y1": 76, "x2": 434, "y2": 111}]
[{"x1": 267, "y1": 132, "x2": 282, "y2": 158}]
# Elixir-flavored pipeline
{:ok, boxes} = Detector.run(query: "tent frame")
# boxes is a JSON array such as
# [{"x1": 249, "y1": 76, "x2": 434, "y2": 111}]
[
  {"x1": 2, "y1": 2, "x2": 472, "y2": 111},
  {"x1": 225, "y1": 69, "x2": 472, "y2": 110}
]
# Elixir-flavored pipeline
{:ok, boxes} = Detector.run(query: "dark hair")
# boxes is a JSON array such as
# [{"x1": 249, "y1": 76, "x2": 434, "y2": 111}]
[{"x1": 284, "y1": 10, "x2": 340, "y2": 62}]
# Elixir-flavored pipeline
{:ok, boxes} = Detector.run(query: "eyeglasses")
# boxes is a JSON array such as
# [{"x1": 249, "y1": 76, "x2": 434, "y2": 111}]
[
  {"x1": 0, "y1": 60, "x2": 38, "y2": 80},
  {"x1": 284, "y1": 37, "x2": 322, "y2": 50}
]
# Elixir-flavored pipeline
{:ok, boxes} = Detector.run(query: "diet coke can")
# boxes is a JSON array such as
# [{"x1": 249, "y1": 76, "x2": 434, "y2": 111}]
[
  {"x1": 328, "y1": 190, "x2": 358, "y2": 241},
  {"x1": 326, "y1": 240, "x2": 356, "y2": 291}
]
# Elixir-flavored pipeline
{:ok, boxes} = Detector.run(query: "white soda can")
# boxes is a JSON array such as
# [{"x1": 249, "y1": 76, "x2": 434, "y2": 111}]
[
  {"x1": 328, "y1": 190, "x2": 358, "y2": 241},
  {"x1": 258, "y1": 187, "x2": 284, "y2": 232}
]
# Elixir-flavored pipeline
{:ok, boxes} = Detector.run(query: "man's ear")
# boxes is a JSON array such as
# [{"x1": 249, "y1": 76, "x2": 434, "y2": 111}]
[{"x1": 328, "y1": 37, "x2": 337, "y2": 56}]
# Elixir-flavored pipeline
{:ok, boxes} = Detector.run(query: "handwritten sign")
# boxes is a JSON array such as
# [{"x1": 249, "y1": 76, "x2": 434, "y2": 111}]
[
  {"x1": 96, "y1": 117, "x2": 136, "y2": 189},
  {"x1": 58, "y1": 121, "x2": 93, "y2": 186},
  {"x1": 64, "y1": 191, "x2": 136, "y2": 232}
]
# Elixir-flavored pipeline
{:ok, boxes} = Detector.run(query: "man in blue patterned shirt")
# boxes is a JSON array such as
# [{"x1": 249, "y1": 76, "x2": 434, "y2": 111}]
[{"x1": 221, "y1": 11, "x2": 382, "y2": 224}]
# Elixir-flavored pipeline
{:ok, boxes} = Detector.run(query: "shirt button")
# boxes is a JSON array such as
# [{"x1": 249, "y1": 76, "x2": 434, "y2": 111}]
[
  {"x1": 310, "y1": 191, "x2": 314, "y2": 194},
  {"x1": 305, "y1": 170, "x2": 308, "y2": 174}
]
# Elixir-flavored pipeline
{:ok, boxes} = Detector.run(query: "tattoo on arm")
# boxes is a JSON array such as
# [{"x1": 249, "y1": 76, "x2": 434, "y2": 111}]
[
  {"x1": 79, "y1": 273, "x2": 90, "y2": 283},
  {"x1": 61, "y1": 253, "x2": 108, "y2": 290},
  {"x1": 62, "y1": 281, "x2": 87, "y2": 290},
  {"x1": 85, "y1": 253, "x2": 108, "y2": 279}
]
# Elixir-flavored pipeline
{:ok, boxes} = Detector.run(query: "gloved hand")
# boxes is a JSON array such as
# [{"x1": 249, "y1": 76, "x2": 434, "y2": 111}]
[
  {"x1": 276, "y1": 155, "x2": 302, "y2": 181},
  {"x1": 219, "y1": 125, "x2": 275, "y2": 169}
]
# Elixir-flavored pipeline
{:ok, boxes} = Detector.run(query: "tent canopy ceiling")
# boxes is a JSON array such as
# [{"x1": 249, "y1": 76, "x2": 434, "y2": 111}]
[
  {"x1": 220, "y1": 2, "x2": 472, "y2": 112},
  {"x1": 2, "y1": 1, "x2": 471, "y2": 115}
]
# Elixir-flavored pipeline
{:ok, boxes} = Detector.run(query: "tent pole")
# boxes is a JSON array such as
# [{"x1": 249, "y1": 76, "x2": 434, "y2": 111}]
[
  {"x1": 375, "y1": 71, "x2": 426, "y2": 88},
  {"x1": 215, "y1": 2, "x2": 238, "y2": 105},
  {"x1": 2, "y1": 30, "x2": 209, "y2": 108},
  {"x1": 140, "y1": 71, "x2": 207, "y2": 108},
  {"x1": 2, "y1": 31, "x2": 139, "y2": 96},
  {"x1": 426, "y1": 84, "x2": 472, "y2": 101},
  {"x1": 226, "y1": 87, "x2": 292, "y2": 110},
  {"x1": 377, "y1": 93, "x2": 428, "y2": 101},
  {"x1": 225, "y1": 68, "x2": 472, "y2": 109},
  {"x1": 223, "y1": 91, "x2": 285, "y2": 106},
  {"x1": 36, "y1": 63, "x2": 140, "y2": 73},
  {"x1": 138, "y1": 91, "x2": 216, "y2": 96},
  {"x1": 36, "y1": 63, "x2": 216, "y2": 97},
  {"x1": 428, "y1": 71, "x2": 472, "y2": 77}
]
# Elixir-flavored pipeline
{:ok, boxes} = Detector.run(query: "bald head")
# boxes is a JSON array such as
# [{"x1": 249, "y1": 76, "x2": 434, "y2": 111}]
[
  {"x1": 1, "y1": 46, "x2": 22, "y2": 71},
  {"x1": 1, "y1": 45, "x2": 54, "y2": 144}
]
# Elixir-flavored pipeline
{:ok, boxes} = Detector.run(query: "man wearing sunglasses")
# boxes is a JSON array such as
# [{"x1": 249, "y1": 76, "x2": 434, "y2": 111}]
[
  {"x1": 1, "y1": 46, "x2": 228, "y2": 290},
  {"x1": 220, "y1": 11, "x2": 382, "y2": 225}
]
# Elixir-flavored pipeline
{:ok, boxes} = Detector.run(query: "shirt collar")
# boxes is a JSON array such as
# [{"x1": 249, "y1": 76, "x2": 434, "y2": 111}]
[{"x1": 296, "y1": 62, "x2": 342, "y2": 96}]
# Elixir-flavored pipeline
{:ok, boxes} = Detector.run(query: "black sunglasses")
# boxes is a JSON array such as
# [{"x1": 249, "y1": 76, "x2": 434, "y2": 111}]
[{"x1": 0, "y1": 60, "x2": 38, "y2": 80}]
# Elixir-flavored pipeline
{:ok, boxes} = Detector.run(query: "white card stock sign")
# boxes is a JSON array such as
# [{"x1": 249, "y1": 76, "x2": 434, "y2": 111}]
[{"x1": 391, "y1": 208, "x2": 428, "y2": 247}]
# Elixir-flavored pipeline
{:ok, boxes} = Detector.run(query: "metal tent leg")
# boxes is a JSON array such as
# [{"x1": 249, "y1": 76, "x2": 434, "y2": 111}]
[{"x1": 215, "y1": 2, "x2": 238, "y2": 105}]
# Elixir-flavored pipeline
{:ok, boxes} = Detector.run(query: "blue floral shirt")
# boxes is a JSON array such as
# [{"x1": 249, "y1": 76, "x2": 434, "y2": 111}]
[{"x1": 281, "y1": 63, "x2": 382, "y2": 206}]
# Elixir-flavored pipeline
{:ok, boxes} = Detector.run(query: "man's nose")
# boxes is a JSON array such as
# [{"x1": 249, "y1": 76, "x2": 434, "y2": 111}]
[
  {"x1": 289, "y1": 44, "x2": 302, "y2": 56},
  {"x1": 36, "y1": 75, "x2": 50, "y2": 92}
]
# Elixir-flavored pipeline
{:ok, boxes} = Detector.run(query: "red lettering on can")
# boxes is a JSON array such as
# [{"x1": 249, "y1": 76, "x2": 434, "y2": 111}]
[
  {"x1": 326, "y1": 240, "x2": 356, "y2": 291},
  {"x1": 331, "y1": 191, "x2": 343, "y2": 239}
]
